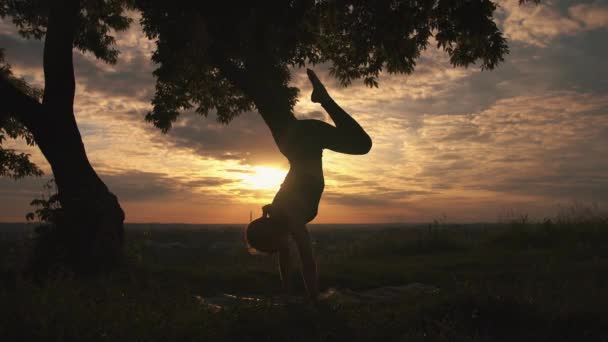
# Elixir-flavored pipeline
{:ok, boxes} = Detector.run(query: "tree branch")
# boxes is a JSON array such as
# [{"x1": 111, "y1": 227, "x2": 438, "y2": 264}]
[
  {"x1": 0, "y1": 75, "x2": 43, "y2": 133},
  {"x1": 213, "y1": 54, "x2": 293, "y2": 137}
]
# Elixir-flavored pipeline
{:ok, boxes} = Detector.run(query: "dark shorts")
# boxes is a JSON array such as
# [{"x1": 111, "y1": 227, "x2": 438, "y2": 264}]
[{"x1": 272, "y1": 175, "x2": 324, "y2": 224}]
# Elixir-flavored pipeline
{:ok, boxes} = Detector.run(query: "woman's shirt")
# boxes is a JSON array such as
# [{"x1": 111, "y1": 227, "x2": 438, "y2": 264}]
[
  {"x1": 277, "y1": 119, "x2": 325, "y2": 180},
  {"x1": 272, "y1": 119, "x2": 325, "y2": 223}
]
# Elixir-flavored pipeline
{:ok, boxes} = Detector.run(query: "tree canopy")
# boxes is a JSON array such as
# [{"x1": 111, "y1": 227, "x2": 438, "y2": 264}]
[
  {"x1": 0, "y1": 0, "x2": 539, "y2": 169},
  {"x1": 135, "y1": 0, "x2": 532, "y2": 132},
  {"x1": 0, "y1": 0, "x2": 134, "y2": 63}
]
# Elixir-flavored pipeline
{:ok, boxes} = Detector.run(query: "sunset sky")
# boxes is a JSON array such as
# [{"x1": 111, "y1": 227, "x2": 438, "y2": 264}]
[{"x1": 1, "y1": 0, "x2": 607, "y2": 223}]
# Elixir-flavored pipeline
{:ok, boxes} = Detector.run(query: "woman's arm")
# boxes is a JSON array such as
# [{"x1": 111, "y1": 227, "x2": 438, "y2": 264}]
[
  {"x1": 290, "y1": 224, "x2": 319, "y2": 300},
  {"x1": 307, "y1": 69, "x2": 372, "y2": 155},
  {"x1": 278, "y1": 246, "x2": 291, "y2": 293}
]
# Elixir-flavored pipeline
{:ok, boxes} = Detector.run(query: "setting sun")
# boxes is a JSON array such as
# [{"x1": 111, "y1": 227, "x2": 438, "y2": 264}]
[{"x1": 240, "y1": 166, "x2": 287, "y2": 190}]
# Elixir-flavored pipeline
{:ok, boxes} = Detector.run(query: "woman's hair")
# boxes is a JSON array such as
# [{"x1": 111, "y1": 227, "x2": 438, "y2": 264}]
[{"x1": 245, "y1": 216, "x2": 286, "y2": 254}]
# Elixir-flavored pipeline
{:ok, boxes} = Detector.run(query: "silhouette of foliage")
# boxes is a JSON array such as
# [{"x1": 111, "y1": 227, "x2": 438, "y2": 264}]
[
  {"x1": 24, "y1": 178, "x2": 123, "y2": 275},
  {"x1": 0, "y1": 49, "x2": 42, "y2": 179},
  {"x1": 134, "y1": 0, "x2": 532, "y2": 131},
  {"x1": 0, "y1": 0, "x2": 135, "y2": 64},
  {"x1": 23, "y1": 178, "x2": 70, "y2": 275},
  {"x1": 26, "y1": 179, "x2": 63, "y2": 224}
]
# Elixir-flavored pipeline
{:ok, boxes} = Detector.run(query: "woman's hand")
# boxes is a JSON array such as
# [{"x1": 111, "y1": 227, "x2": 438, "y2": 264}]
[
  {"x1": 307, "y1": 68, "x2": 331, "y2": 104},
  {"x1": 262, "y1": 204, "x2": 273, "y2": 218}
]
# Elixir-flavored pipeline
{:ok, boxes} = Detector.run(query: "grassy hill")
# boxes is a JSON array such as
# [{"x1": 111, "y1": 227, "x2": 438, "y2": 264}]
[{"x1": 1, "y1": 218, "x2": 607, "y2": 341}]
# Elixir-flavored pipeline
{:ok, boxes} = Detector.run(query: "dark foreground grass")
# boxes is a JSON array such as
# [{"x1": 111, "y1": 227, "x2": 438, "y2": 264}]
[{"x1": 1, "y1": 221, "x2": 607, "y2": 341}]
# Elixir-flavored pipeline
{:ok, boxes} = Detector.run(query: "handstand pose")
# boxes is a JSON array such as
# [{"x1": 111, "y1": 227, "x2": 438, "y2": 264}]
[{"x1": 246, "y1": 69, "x2": 372, "y2": 300}]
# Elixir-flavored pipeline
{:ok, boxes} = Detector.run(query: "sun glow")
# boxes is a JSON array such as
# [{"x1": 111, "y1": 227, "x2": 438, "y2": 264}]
[{"x1": 240, "y1": 166, "x2": 287, "y2": 190}]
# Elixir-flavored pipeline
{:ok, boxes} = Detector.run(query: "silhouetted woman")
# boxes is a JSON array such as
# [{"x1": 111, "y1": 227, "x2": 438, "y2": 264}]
[{"x1": 246, "y1": 69, "x2": 372, "y2": 301}]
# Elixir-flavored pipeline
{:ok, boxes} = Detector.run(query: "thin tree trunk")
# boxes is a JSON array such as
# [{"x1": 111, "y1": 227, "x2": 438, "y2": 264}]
[{"x1": 213, "y1": 54, "x2": 294, "y2": 139}]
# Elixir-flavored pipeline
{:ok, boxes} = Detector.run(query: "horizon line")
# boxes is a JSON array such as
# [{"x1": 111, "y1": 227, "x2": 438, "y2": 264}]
[{"x1": 0, "y1": 221, "x2": 501, "y2": 225}]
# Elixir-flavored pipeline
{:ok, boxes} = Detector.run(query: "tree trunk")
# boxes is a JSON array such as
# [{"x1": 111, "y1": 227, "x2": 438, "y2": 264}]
[
  {"x1": 39, "y1": 105, "x2": 125, "y2": 272},
  {"x1": 0, "y1": 0, "x2": 126, "y2": 272},
  {"x1": 1, "y1": 75, "x2": 125, "y2": 274}
]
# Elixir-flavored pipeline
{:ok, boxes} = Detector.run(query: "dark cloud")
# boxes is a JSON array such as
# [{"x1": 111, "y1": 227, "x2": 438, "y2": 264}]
[
  {"x1": 0, "y1": 33, "x2": 44, "y2": 72},
  {"x1": 417, "y1": 159, "x2": 475, "y2": 178},
  {"x1": 299, "y1": 110, "x2": 327, "y2": 121},
  {"x1": 548, "y1": 30, "x2": 608, "y2": 95},
  {"x1": 186, "y1": 177, "x2": 235, "y2": 188},
  {"x1": 0, "y1": 31, "x2": 155, "y2": 101},
  {"x1": 490, "y1": 156, "x2": 534, "y2": 163},
  {"x1": 73, "y1": 53, "x2": 155, "y2": 102},
  {"x1": 324, "y1": 170, "x2": 361, "y2": 183},
  {"x1": 0, "y1": 176, "x2": 51, "y2": 200},
  {"x1": 437, "y1": 128, "x2": 493, "y2": 143},
  {"x1": 101, "y1": 170, "x2": 243, "y2": 202},
  {"x1": 0, "y1": 170, "x2": 234, "y2": 205},
  {"x1": 389, "y1": 29, "x2": 608, "y2": 119},
  {"x1": 434, "y1": 152, "x2": 466, "y2": 161},
  {"x1": 324, "y1": 189, "x2": 433, "y2": 207},
  {"x1": 429, "y1": 182, "x2": 454, "y2": 191},
  {"x1": 484, "y1": 174, "x2": 608, "y2": 202},
  {"x1": 99, "y1": 170, "x2": 180, "y2": 201},
  {"x1": 155, "y1": 113, "x2": 285, "y2": 165},
  {"x1": 223, "y1": 168, "x2": 255, "y2": 174}
]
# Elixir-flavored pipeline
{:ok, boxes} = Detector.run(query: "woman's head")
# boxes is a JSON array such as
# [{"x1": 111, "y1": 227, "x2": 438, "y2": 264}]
[{"x1": 245, "y1": 216, "x2": 288, "y2": 254}]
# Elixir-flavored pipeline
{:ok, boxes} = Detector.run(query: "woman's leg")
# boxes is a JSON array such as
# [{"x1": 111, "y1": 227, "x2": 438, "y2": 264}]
[{"x1": 307, "y1": 69, "x2": 372, "y2": 155}]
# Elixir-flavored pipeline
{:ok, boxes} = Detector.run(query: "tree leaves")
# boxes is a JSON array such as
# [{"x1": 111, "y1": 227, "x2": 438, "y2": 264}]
[
  {"x1": 0, "y1": 146, "x2": 42, "y2": 178},
  {"x1": 26, "y1": 179, "x2": 61, "y2": 223},
  {"x1": 0, "y1": 1, "x2": 536, "y2": 134},
  {"x1": 0, "y1": 49, "x2": 42, "y2": 179},
  {"x1": 136, "y1": 0, "x2": 527, "y2": 130},
  {"x1": 0, "y1": 0, "x2": 135, "y2": 64}
]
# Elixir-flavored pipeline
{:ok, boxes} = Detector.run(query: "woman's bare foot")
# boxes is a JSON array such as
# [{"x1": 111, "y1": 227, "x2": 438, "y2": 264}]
[{"x1": 307, "y1": 68, "x2": 330, "y2": 104}]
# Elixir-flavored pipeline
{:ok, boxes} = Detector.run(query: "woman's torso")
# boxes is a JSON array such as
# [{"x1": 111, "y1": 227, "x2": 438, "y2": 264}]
[
  {"x1": 272, "y1": 120, "x2": 325, "y2": 222},
  {"x1": 277, "y1": 120, "x2": 324, "y2": 176}
]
